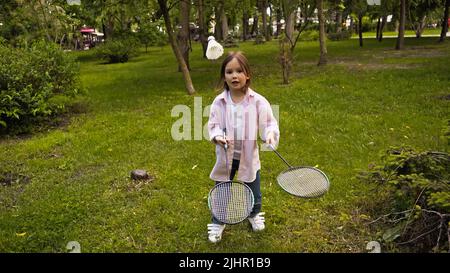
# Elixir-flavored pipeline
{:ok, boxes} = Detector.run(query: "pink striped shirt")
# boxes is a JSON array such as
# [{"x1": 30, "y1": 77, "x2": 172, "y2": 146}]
[{"x1": 208, "y1": 88, "x2": 280, "y2": 182}]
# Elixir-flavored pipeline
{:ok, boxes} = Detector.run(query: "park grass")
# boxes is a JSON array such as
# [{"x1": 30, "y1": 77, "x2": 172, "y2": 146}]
[
  {"x1": 0, "y1": 36, "x2": 449, "y2": 252},
  {"x1": 360, "y1": 28, "x2": 444, "y2": 38}
]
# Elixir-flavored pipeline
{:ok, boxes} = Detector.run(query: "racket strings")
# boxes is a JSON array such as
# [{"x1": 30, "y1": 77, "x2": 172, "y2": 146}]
[
  {"x1": 277, "y1": 167, "x2": 329, "y2": 197},
  {"x1": 210, "y1": 182, "x2": 254, "y2": 224}
]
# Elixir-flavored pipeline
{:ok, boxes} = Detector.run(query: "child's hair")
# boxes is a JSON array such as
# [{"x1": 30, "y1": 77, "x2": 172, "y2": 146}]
[{"x1": 217, "y1": 51, "x2": 252, "y2": 92}]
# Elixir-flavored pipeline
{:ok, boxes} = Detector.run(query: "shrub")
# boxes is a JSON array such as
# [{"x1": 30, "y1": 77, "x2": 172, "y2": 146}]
[
  {"x1": 358, "y1": 146, "x2": 450, "y2": 252},
  {"x1": 254, "y1": 34, "x2": 265, "y2": 45},
  {"x1": 95, "y1": 37, "x2": 139, "y2": 63},
  {"x1": 299, "y1": 30, "x2": 320, "y2": 41},
  {"x1": 327, "y1": 30, "x2": 352, "y2": 41},
  {"x1": 0, "y1": 40, "x2": 82, "y2": 134}
]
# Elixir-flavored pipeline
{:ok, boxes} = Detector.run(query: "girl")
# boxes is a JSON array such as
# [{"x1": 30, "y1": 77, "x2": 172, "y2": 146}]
[{"x1": 207, "y1": 51, "x2": 280, "y2": 243}]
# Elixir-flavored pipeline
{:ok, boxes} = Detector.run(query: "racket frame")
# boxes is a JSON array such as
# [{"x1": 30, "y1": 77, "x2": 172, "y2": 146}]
[
  {"x1": 207, "y1": 181, "x2": 255, "y2": 224},
  {"x1": 276, "y1": 166, "x2": 330, "y2": 198},
  {"x1": 268, "y1": 144, "x2": 331, "y2": 198}
]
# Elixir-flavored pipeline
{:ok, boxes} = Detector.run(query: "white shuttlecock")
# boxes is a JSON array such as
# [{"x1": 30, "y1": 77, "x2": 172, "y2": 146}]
[{"x1": 206, "y1": 36, "x2": 224, "y2": 60}]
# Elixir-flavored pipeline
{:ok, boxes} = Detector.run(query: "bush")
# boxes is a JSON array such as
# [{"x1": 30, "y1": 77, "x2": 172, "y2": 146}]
[
  {"x1": 358, "y1": 146, "x2": 450, "y2": 252},
  {"x1": 0, "y1": 41, "x2": 82, "y2": 134},
  {"x1": 327, "y1": 30, "x2": 352, "y2": 41},
  {"x1": 299, "y1": 30, "x2": 320, "y2": 41},
  {"x1": 95, "y1": 38, "x2": 139, "y2": 63}
]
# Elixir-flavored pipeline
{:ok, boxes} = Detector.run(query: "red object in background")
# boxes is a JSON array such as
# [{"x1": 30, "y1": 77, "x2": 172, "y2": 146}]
[
  {"x1": 448, "y1": 18, "x2": 450, "y2": 27},
  {"x1": 80, "y1": 27, "x2": 94, "y2": 33}
]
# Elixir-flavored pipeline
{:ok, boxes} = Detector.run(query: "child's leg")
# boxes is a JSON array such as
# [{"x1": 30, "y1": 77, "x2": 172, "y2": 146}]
[
  {"x1": 245, "y1": 170, "x2": 261, "y2": 217},
  {"x1": 211, "y1": 180, "x2": 226, "y2": 224}
]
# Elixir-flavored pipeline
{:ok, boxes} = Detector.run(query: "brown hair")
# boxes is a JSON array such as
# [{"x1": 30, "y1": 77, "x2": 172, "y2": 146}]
[{"x1": 217, "y1": 51, "x2": 252, "y2": 92}]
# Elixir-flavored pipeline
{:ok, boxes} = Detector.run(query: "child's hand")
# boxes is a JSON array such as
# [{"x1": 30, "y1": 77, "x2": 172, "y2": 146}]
[
  {"x1": 266, "y1": 131, "x2": 276, "y2": 146},
  {"x1": 214, "y1": 136, "x2": 228, "y2": 148}
]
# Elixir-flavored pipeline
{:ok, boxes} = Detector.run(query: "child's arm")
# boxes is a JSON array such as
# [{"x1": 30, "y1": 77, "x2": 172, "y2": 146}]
[
  {"x1": 258, "y1": 100, "x2": 280, "y2": 146},
  {"x1": 207, "y1": 101, "x2": 228, "y2": 147}
]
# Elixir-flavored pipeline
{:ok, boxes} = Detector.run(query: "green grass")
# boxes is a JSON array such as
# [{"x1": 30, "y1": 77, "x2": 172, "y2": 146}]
[
  {"x1": 0, "y1": 37, "x2": 449, "y2": 252},
  {"x1": 361, "y1": 28, "x2": 444, "y2": 37}
]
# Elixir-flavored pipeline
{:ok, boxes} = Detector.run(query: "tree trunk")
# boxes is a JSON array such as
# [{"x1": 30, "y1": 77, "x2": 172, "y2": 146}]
[
  {"x1": 268, "y1": 3, "x2": 273, "y2": 40},
  {"x1": 215, "y1": 2, "x2": 223, "y2": 41},
  {"x1": 178, "y1": 0, "x2": 191, "y2": 71},
  {"x1": 158, "y1": 0, "x2": 195, "y2": 95},
  {"x1": 196, "y1": 0, "x2": 208, "y2": 58},
  {"x1": 285, "y1": 10, "x2": 295, "y2": 42},
  {"x1": 243, "y1": 10, "x2": 249, "y2": 41},
  {"x1": 376, "y1": 17, "x2": 381, "y2": 40},
  {"x1": 349, "y1": 17, "x2": 354, "y2": 33},
  {"x1": 378, "y1": 15, "x2": 387, "y2": 42},
  {"x1": 358, "y1": 14, "x2": 363, "y2": 47},
  {"x1": 105, "y1": 17, "x2": 114, "y2": 40},
  {"x1": 439, "y1": 0, "x2": 450, "y2": 42},
  {"x1": 221, "y1": 9, "x2": 228, "y2": 41},
  {"x1": 280, "y1": 37, "x2": 291, "y2": 84},
  {"x1": 415, "y1": 15, "x2": 427, "y2": 38},
  {"x1": 275, "y1": 7, "x2": 282, "y2": 38},
  {"x1": 280, "y1": 3, "x2": 295, "y2": 84},
  {"x1": 251, "y1": 14, "x2": 259, "y2": 36},
  {"x1": 259, "y1": 0, "x2": 270, "y2": 41},
  {"x1": 396, "y1": 0, "x2": 406, "y2": 50},
  {"x1": 336, "y1": 10, "x2": 343, "y2": 34},
  {"x1": 317, "y1": 0, "x2": 327, "y2": 65}
]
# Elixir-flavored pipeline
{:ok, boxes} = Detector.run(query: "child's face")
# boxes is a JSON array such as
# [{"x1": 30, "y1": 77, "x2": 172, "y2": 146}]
[{"x1": 224, "y1": 58, "x2": 250, "y2": 93}]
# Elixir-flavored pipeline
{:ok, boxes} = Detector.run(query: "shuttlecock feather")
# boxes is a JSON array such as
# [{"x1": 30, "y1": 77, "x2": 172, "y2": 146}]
[{"x1": 206, "y1": 36, "x2": 224, "y2": 60}]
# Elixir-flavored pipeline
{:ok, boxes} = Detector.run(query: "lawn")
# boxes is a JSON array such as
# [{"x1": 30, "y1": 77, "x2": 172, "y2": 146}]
[
  {"x1": 0, "y1": 36, "x2": 449, "y2": 252},
  {"x1": 361, "y1": 28, "x2": 444, "y2": 38}
]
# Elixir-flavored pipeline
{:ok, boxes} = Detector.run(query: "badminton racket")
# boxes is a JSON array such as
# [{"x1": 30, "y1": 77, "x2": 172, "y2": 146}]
[
  {"x1": 208, "y1": 129, "x2": 254, "y2": 224},
  {"x1": 267, "y1": 144, "x2": 330, "y2": 198}
]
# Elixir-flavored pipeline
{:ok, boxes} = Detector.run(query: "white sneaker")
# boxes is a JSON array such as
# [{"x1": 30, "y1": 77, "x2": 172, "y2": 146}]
[
  {"x1": 248, "y1": 212, "x2": 265, "y2": 231},
  {"x1": 207, "y1": 223, "x2": 226, "y2": 243}
]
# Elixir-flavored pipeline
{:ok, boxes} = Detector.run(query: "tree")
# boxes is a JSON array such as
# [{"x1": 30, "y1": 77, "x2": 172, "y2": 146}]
[
  {"x1": 279, "y1": 0, "x2": 316, "y2": 84},
  {"x1": 157, "y1": 0, "x2": 195, "y2": 95},
  {"x1": 439, "y1": 0, "x2": 450, "y2": 42},
  {"x1": 396, "y1": 0, "x2": 406, "y2": 49},
  {"x1": 258, "y1": 0, "x2": 271, "y2": 41},
  {"x1": 279, "y1": 0, "x2": 297, "y2": 84},
  {"x1": 214, "y1": 0, "x2": 228, "y2": 41},
  {"x1": 177, "y1": 0, "x2": 191, "y2": 71},
  {"x1": 195, "y1": 0, "x2": 208, "y2": 57},
  {"x1": 376, "y1": 0, "x2": 396, "y2": 42},
  {"x1": 351, "y1": 0, "x2": 368, "y2": 47},
  {"x1": 317, "y1": 0, "x2": 328, "y2": 65}
]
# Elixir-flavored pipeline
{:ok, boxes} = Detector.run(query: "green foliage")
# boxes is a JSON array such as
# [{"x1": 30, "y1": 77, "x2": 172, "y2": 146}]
[
  {"x1": 0, "y1": 40, "x2": 82, "y2": 134},
  {"x1": 327, "y1": 31, "x2": 352, "y2": 41},
  {"x1": 358, "y1": 146, "x2": 450, "y2": 251},
  {"x1": 299, "y1": 30, "x2": 320, "y2": 41},
  {"x1": 224, "y1": 35, "x2": 239, "y2": 48},
  {"x1": 361, "y1": 146, "x2": 449, "y2": 212},
  {"x1": 136, "y1": 20, "x2": 168, "y2": 51},
  {"x1": 254, "y1": 34, "x2": 266, "y2": 45},
  {"x1": 95, "y1": 37, "x2": 140, "y2": 63}
]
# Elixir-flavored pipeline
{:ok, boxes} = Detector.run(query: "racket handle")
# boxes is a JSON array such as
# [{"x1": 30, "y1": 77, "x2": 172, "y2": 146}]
[
  {"x1": 223, "y1": 128, "x2": 228, "y2": 150},
  {"x1": 267, "y1": 143, "x2": 293, "y2": 168}
]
